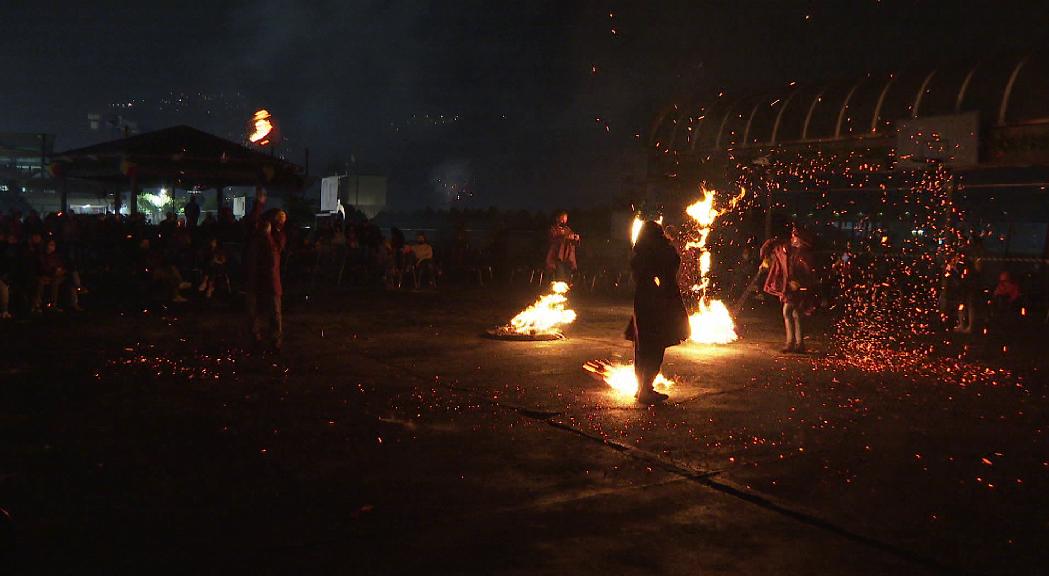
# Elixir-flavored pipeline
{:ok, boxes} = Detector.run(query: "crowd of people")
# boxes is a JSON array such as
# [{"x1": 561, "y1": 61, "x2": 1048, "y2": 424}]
[
  {"x1": 942, "y1": 239, "x2": 1031, "y2": 337},
  {"x1": 0, "y1": 200, "x2": 254, "y2": 318},
  {"x1": 308, "y1": 217, "x2": 477, "y2": 289},
  {"x1": 1, "y1": 200, "x2": 1041, "y2": 361},
  {"x1": 0, "y1": 191, "x2": 475, "y2": 324}
]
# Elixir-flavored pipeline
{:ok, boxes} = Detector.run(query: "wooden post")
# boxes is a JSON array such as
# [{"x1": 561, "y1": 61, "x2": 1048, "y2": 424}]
[{"x1": 215, "y1": 185, "x2": 224, "y2": 212}]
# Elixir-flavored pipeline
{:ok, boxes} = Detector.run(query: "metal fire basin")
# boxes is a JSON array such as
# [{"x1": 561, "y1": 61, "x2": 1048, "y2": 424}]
[{"x1": 484, "y1": 326, "x2": 567, "y2": 341}]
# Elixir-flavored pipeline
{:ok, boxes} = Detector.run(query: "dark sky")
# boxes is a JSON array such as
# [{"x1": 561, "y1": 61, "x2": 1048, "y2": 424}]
[{"x1": 2, "y1": 1, "x2": 1047, "y2": 208}]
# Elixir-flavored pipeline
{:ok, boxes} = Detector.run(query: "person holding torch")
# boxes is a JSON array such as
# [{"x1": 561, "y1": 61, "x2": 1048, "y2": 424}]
[{"x1": 625, "y1": 221, "x2": 690, "y2": 404}]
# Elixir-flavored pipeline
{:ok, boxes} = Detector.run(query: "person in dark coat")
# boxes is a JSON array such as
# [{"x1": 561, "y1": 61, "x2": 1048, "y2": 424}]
[
  {"x1": 625, "y1": 221, "x2": 689, "y2": 404},
  {"x1": 949, "y1": 240, "x2": 984, "y2": 334},
  {"x1": 242, "y1": 188, "x2": 268, "y2": 342},
  {"x1": 390, "y1": 227, "x2": 406, "y2": 268},
  {"x1": 183, "y1": 195, "x2": 201, "y2": 228},
  {"x1": 248, "y1": 209, "x2": 286, "y2": 352},
  {"x1": 0, "y1": 230, "x2": 14, "y2": 318},
  {"x1": 33, "y1": 238, "x2": 79, "y2": 312},
  {"x1": 762, "y1": 225, "x2": 816, "y2": 353},
  {"x1": 992, "y1": 270, "x2": 1022, "y2": 333}
]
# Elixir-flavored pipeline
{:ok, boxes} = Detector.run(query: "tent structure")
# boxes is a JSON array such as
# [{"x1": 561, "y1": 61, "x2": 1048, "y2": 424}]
[{"x1": 50, "y1": 125, "x2": 306, "y2": 213}]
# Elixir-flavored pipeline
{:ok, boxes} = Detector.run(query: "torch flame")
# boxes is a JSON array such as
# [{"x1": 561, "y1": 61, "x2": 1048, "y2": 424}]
[
  {"x1": 630, "y1": 215, "x2": 663, "y2": 245},
  {"x1": 507, "y1": 281, "x2": 576, "y2": 335},
  {"x1": 249, "y1": 109, "x2": 274, "y2": 144},
  {"x1": 584, "y1": 360, "x2": 672, "y2": 397}
]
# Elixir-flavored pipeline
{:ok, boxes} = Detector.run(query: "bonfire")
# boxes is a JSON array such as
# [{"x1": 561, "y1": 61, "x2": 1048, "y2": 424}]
[{"x1": 488, "y1": 281, "x2": 576, "y2": 340}]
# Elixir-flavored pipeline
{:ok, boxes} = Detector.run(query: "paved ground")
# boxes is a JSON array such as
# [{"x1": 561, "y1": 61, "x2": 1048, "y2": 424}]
[{"x1": 1, "y1": 286, "x2": 1046, "y2": 574}]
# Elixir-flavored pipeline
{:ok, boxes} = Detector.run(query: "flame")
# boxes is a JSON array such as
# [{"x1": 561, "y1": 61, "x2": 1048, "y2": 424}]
[
  {"x1": 626, "y1": 186, "x2": 742, "y2": 345},
  {"x1": 684, "y1": 185, "x2": 744, "y2": 345},
  {"x1": 685, "y1": 192, "x2": 718, "y2": 228},
  {"x1": 249, "y1": 109, "x2": 274, "y2": 144},
  {"x1": 630, "y1": 215, "x2": 663, "y2": 245},
  {"x1": 584, "y1": 360, "x2": 672, "y2": 397},
  {"x1": 630, "y1": 217, "x2": 644, "y2": 245},
  {"x1": 508, "y1": 281, "x2": 576, "y2": 335},
  {"x1": 688, "y1": 299, "x2": 737, "y2": 344}
]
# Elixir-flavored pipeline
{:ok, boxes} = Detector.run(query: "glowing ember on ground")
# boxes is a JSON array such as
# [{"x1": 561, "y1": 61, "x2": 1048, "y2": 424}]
[
  {"x1": 491, "y1": 281, "x2": 576, "y2": 338},
  {"x1": 583, "y1": 360, "x2": 672, "y2": 397},
  {"x1": 249, "y1": 109, "x2": 274, "y2": 145},
  {"x1": 683, "y1": 185, "x2": 744, "y2": 344}
]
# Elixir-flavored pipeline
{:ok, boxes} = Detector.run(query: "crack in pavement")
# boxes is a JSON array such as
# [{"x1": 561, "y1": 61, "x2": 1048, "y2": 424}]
[{"x1": 349, "y1": 348, "x2": 971, "y2": 576}]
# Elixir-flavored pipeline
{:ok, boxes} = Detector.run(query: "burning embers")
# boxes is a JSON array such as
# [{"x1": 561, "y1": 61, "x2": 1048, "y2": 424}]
[
  {"x1": 488, "y1": 281, "x2": 577, "y2": 340},
  {"x1": 583, "y1": 359, "x2": 672, "y2": 397}
]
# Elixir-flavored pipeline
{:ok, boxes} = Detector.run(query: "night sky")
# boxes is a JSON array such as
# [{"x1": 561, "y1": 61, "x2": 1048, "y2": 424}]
[{"x1": 2, "y1": 1, "x2": 1047, "y2": 208}]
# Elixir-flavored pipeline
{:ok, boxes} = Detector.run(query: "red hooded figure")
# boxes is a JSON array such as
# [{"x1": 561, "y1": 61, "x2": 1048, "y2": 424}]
[{"x1": 762, "y1": 226, "x2": 817, "y2": 353}]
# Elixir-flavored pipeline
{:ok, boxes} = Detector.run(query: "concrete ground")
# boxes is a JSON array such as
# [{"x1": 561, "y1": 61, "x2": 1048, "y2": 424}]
[{"x1": 1, "y1": 286, "x2": 1046, "y2": 575}]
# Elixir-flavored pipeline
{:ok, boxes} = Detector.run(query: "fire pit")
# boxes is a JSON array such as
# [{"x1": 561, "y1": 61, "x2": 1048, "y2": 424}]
[
  {"x1": 485, "y1": 327, "x2": 566, "y2": 341},
  {"x1": 487, "y1": 281, "x2": 576, "y2": 341}
]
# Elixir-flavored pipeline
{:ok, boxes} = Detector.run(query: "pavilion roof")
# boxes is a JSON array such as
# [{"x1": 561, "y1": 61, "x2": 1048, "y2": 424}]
[{"x1": 51, "y1": 125, "x2": 305, "y2": 190}]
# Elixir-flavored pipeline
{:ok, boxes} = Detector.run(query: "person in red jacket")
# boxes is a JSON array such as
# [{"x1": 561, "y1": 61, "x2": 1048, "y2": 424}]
[
  {"x1": 247, "y1": 209, "x2": 286, "y2": 353},
  {"x1": 762, "y1": 226, "x2": 816, "y2": 353},
  {"x1": 545, "y1": 211, "x2": 579, "y2": 282}
]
